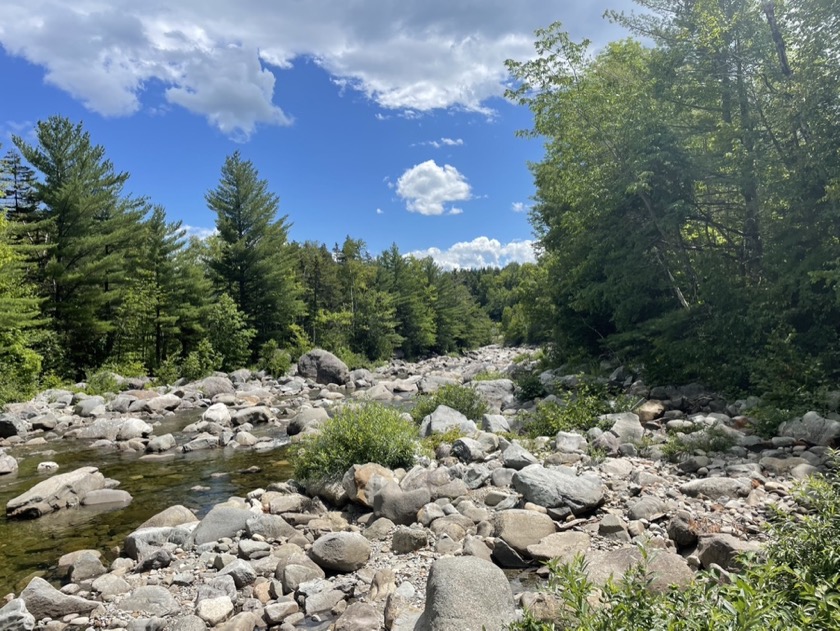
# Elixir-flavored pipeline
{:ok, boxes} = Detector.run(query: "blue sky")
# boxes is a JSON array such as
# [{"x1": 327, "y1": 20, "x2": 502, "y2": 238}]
[{"x1": 0, "y1": 1, "x2": 634, "y2": 268}]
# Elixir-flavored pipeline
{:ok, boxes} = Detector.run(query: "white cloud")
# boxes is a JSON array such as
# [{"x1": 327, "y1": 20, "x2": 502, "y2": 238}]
[
  {"x1": 396, "y1": 160, "x2": 472, "y2": 216},
  {"x1": 449, "y1": 207, "x2": 464, "y2": 215},
  {"x1": 183, "y1": 225, "x2": 217, "y2": 240},
  {"x1": 375, "y1": 208, "x2": 384, "y2": 215},
  {"x1": 512, "y1": 201, "x2": 527, "y2": 213},
  {"x1": 418, "y1": 137, "x2": 464, "y2": 149},
  {"x1": 409, "y1": 236, "x2": 536, "y2": 270},
  {"x1": 0, "y1": 1, "x2": 634, "y2": 137}
]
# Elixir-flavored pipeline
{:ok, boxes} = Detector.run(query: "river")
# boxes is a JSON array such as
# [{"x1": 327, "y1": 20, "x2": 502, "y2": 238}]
[{"x1": 0, "y1": 409, "x2": 294, "y2": 594}]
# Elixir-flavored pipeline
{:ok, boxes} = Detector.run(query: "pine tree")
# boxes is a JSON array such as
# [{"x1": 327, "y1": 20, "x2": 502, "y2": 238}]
[
  {"x1": 13, "y1": 116, "x2": 145, "y2": 375},
  {"x1": 206, "y1": 151, "x2": 302, "y2": 354}
]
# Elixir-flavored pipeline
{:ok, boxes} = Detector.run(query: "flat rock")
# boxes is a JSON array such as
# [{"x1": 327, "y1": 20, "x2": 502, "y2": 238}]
[
  {"x1": 585, "y1": 547, "x2": 693, "y2": 592},
  {"x1": 6, "y1": 466, "x2": 106, "y2": 519},
  {"x1": 493, "y1": 509, "x2": 556, "y2": 555},
  {"x1": 20, "y1": 577, "x2": 98, "y2": 619},
  {"x1": 192, "y1": 506, "x2": 254, "y2": 545},
  {"x1": 512, "y1": 464, "x2": 604, "y2": 514},
  {"x1": 680, "y1": 477, "x2": 753, "y2": 500},
  {"x1": 526, "y1": 531, "x2": 591, "y2": 563},
  {"x1": 117, "y1": 586, "x2": 180, "y2": 617},
  {"x1": 138, "y1": 505, "x2": 197, "y2": 529},
  {"x1": 418, "y1": 406, "x2": 478, "y2": 437}
]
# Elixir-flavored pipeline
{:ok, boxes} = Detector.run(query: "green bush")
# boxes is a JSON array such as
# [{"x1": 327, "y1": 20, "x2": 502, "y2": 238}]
[
  {"x1": 182, "y1": 339, "x2": 221, "y2": 381},
  {"x1": 514, "y1": 371, "x2": 547, "y2": 401},
  {"x1": 660, "y1": 424, "x2": 738, "y2": 462},
  {"x1": 154, "y1": 355, "x2": 181, "y2": 386},
  {"x1": 411, "y1": 384, "x2": 489, "y2": 423},
  {"x1": 510, "y1": 455, "x2": 840, "y2": 631},
  {"x1": 522, "y1": 384, "x2": 612, "y2": 438},
  {"x1": 258, "y1": 340, "x2": 292, "y2": 377},
  {"x1": 84, "y1": 369, "x2": 121, "y2": 396},
  {"x1": 291, "y1": 403, "x2": 420, "y2": 482},
  {"x1": 472, "y1": 370, "x2": 507, "y2": 382},
  {"x1": 0, "y1": 341, "x2": 42, "y2": 406}
]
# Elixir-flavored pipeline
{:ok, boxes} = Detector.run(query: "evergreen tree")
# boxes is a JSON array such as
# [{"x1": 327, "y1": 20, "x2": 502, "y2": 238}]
[
  {"x1": 13, "y1": 117, "x2": 145, "y2": 375},
  {"x1": 206, "y1": 152, "x2": 302, "y2": 354}
]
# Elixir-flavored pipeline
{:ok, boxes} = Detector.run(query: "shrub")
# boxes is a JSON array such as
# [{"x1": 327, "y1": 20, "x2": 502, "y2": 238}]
[
  {"x1": 84, "y1": 369, "x2": 121, "y2": 396},
  {"x1": 291, "y1": 403, "x2": 419, "y2": 482},
  {"x1": 421, "y1": 428, "x2": 467, "y2": 455},
  {"x1": 514, "y1": 371, "x2": 547, "y2": 401},
  {"x1": 182, "y1": 339, "x2": 221, "y2": 381},
  {"x1": 661, "y1": 423, "x2": 738, "y2": 462},
  {"x1": 0, "y1": 341, "x2": 42, "y2": 406},
  {"x1": 258, "y1": 340, "x2": 292, "y2": 377},
  {"x1": 522, "y1": 384, "x2": 612, "y2": 438},
  {"x1": 472, "y1": 370, "x2": 507, "y2": 382},
  {"x1": 411, "y1": 384, "x2": 489, "y2": 423},
  {"x1": 154, "y1": 355, "x2": 181, "y2": 386}
]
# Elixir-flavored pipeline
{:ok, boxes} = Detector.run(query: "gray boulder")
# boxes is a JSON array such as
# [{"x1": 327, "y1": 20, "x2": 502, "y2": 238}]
[
  {"x1": 20, "y1": 577, "x2": 98, "y2": 619},
  {"x1": 470, "y1": 379, "x2": 515, "y2": 413},
  {"x1": 6, "y1": 466, "x2": 106, "y2": 519},
  {"x1": 512, "y1": 464, "x2": 604, "y2": 514},
  {"x1": 146, "y1": 434, "x2": 177, "y2": 452},
  {"x1": 146, "y1": 394, "x2": 182, "y2": 413},
  {"x1": 0, "y1": 599, "x2": 35, "y2": 631},
  {"x1": 192, "y1": 506, "x2": 254, "y2": 545},
  {"x1": 217, "y1": 559, "x2": 257, "y2": 589},
  {"x1": 779, "y1": 411, "x2": 840, "y2": 446},
  {"x1": 501, "y1": 443, "x2": 538, "y2": 470},
  {"x1": 138, "y1": 505, "x2": 197, "y2": 529},
  {"x1": 0, "y1": 416, "x2": 29, "y2": 438},
  {"x1": 481, "y1": 414, "x2": 511, "y2": 434},
  {"x1": 117, "y1": 586, "x2": 180, "y2": 617},
  {"x1": 415, "y1": 557, "x2": 515, "y2": 631},
  {"x1": 287, "y1": 407, "x2": 330, "y2": 436},
  {"x1": 680, "y1": 477, "x2": 753, "y2": 500},
  {"x1": 245, "y1": 514, "x2": 297, "y2": 540},
  {"x1": 74, "y1": 396, "x2": 106, "y2": 417},
  {"x1": 418, "y1": 406, "x2": 478, "y2": 437},
  {"x1": 232, "y1": 406, "x2": 272, "y2": 426},
  {"x1": 309, "y1": 532, "x2": 371, "y2": 572},
  {"x1": 373, "y1": 482, "x2": 430, "y2": 525},
  {"x1": 297, "y1": 349, "x2": 350, "y2": 385},
  {"x1": 199, "y1": 376, "x2": 235, "y2": 398},
  {"x1": 601, "y1": 412, "x2": 644, "y2": 444},
  {"x1": 697, "y1": 534, "x2": 761, "y2": 571},
  {"x1": 0, "y1": 450, "x2": 18, "y2": 475},
  {"x1": 585, "y1": 547, "x2": 693, "y2": 592},
  {"x1": 493, "y1": 509, "x2": 556, "y2": 555}
]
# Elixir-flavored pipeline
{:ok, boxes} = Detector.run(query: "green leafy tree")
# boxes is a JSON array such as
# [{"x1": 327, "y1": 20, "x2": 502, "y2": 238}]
[
  {"x1": 204, "y1": 293, "x2": 256, "y2": 371},
  {"x1": 206, "y1": 151, "x2": 302, "y2": 354}
]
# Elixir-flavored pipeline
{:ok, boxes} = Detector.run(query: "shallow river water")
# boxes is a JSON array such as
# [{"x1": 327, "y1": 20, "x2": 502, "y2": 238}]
[{"x1": 0, "y1": 410, "x2": 294, "y2": 594}]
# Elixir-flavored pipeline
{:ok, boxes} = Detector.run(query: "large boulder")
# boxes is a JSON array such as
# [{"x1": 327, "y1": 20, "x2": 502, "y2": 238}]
[
  {"x1": 680, "y1": 477, "x2": 753, "y2": 500},
  {"x1": 493, "y1": 509, "x2": 556, "y2": 555},
  {"x1": 373, "y1": 482, "x2": 430, "y2": 526},
  {"x1": 20, "y1": 577, "x2": 98, "y2": 619},
  {"x1": 778, "y1": 411, "x2": 840, "y2": 446},
  {"x1": 309, "y1": 532, "x2": 371, "y2": 572},
  {"x1": 0, "y1": 450, "x2": 18, "y2": 475},
  {"x1": 585, "y1": 547, "x2": 694, "y2": 592},
  {"x1": 470, "y1": 379, "x2": 515, "y2": 413},
  {"x1": 199, "y1": 376, "x2": 235, "y2": 398},
  {"x1": 415, "y1": 557, "x2": 516, "y2": 631},
  {"x1": 6, "y1": 466, "x2": 106, "y2": 519},
  {"x1": 297, "y1": 349, "x2": 350, "y2": 385},
  {"x1": 192, "y1": 506, "x2": 255, "y2": 545},
  {"x1": 0, "y1": 416, "x2": 29, "y2": 439},
  {"x1": 287, "y1": 407, "x2": 330, "y2": 436},
  {"x1": 512, "y1": 464, "x2": 604, "y2": 515},
  {"x1": 116, "y1": 586, "x2": 180, "y2": 617},
  {"x1": 418, "y1": 406, "x2": 478, "y2": 437}
]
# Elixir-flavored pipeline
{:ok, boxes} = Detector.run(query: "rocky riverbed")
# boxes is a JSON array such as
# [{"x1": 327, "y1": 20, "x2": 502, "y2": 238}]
[{"x1": 0, "y1": 345, "x2": 838, "y2": 630}]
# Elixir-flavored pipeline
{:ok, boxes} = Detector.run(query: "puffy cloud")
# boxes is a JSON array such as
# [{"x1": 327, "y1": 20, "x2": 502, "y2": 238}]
[
  {"x1": 409, "y1": 236, "x2": 536, "y2": 270},
  {"x1": 0, "y1": 1, "x2": 634, "y2": 137},
  {"x1": 512, "y1": 201, "x2": 527, "y2": 213},
  {"x1": 396, "y1": 160, "x2": 472, "y2": 216}
]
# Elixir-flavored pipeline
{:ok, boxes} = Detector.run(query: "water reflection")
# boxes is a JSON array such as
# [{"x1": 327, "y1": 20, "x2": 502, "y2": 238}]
[{"x1": 0, "y1": 410, "x2": 293, "y2": 594}]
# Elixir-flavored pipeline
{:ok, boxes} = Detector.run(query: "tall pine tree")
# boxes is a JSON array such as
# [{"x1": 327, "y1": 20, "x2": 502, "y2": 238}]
[
  {"x1": 14, "y1": 116, "x2": 145, "y2": 375},
  {"x1": 206, "y1": 151, "x2": 302, "y2": 354}
]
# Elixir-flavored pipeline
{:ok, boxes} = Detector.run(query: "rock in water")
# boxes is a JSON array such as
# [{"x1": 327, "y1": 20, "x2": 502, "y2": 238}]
[{"x1": 6, "y1": 466, "x2": 106, "y2": 519}]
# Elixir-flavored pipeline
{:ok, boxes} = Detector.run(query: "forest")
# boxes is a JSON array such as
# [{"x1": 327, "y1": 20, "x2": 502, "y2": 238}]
[{"x1": 2, "y1": 0, "x2": 839, "y2": 414}]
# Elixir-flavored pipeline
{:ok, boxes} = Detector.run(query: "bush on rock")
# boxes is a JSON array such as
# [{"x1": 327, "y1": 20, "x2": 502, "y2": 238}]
[
  {"x1": 291, "y1": 403, "x2": 419, "y2": 482},
  {"x1": 412, "y1": 384, "x2": 488, "y2": 424}
]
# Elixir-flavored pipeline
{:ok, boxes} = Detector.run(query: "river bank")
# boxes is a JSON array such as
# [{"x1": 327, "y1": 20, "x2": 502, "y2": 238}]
[{"x1": 0, "y1": 345, "x2": 836, "y2": 630}]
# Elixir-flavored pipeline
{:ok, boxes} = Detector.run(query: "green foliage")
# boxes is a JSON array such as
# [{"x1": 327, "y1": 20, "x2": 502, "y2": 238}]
[
  {"x1": 661, "y1": 424, "x2": 738, "y2": 462},
  {"x1": 514, "y1": 371, "x2": 548, "y2": 402},
  {"x1": 84, "y1": 369, "x2": 121, "y2": 396},
  {"x1": 522, "y1": 383, "x2": 612, "y2": 438},
  {"x1": 472, "y1": 370, "x2": 507, "y2": 382},
  {"x1": 204, "y1": 294, "x2": 256, "y2": 371},
  {"x1": 512, "y1": 456, "x2": 840, "y2": 631},
  {"x1": 206, "y1": 151, "x2": 303, "y2": 354},
  {"x1": 257, "y1": 339, "x2": 291, "y2": 377},
  {"x1": 421, "y1": 428, "x2": 467, "y2": 454},
  {"x1": 291, "y1": 403, "x2": 419, "y2": 482},
  {"x1": 154, "y1": 355, "x2": 181, "y2": 386},
  {"x1": 182, "y1": 339, "x2": 221, "y2": 381},
  {"x1": 411, "y1": 384, "x2": 489, "y2": 423}
]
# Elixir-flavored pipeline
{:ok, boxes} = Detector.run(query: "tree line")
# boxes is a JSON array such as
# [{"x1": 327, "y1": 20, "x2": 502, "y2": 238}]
[
  {"x1": 0, "y1": 118, "x2": 523, "y2": 402},
  {"x1": 502, "y1": 0, "x2": 840, "y2": 402}
]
